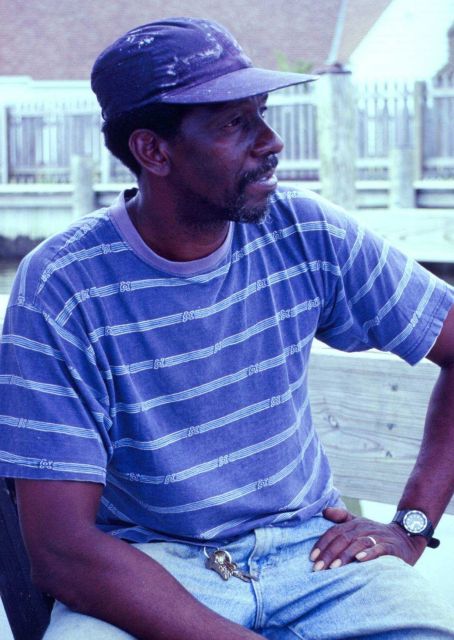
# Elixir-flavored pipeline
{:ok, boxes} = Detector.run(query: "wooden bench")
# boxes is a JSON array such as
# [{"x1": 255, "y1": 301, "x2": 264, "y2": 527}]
[
  {"x1": 0, "y1": 344, "x2": 453, "y2": 639},
  {"x1": 310, "y1": 342, "x2": 454, "y2": 513}
]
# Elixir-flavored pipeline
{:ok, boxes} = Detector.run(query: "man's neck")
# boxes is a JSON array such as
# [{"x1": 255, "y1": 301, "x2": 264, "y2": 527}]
[{"x1": 125, "y1": 188, "x2": 230, "y2": 263}]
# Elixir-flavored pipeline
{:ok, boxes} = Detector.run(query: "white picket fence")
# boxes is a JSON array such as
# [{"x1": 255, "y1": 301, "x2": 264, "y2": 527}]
[{"x1": 1, "y1": 80, "x2": 453, "y2": 184}]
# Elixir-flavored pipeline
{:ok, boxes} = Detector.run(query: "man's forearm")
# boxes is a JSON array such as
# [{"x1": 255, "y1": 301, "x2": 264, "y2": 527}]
[
  {"x1": 33, "y1": 527, "x2": 260, "y2": 640},
  {"x1": 397, "y1": 363, "x2": 454, "y2": 527}
]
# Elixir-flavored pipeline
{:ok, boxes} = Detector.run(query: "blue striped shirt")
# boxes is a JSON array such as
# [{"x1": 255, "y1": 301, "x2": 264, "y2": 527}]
[{"x1": 0, "y1": 187, "x2": 452, "y2": 544}]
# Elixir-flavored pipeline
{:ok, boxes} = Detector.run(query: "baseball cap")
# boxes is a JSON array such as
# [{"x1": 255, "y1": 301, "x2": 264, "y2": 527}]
[{"x1": 91, "y1": 17, "x2": 317, "y2": 120}]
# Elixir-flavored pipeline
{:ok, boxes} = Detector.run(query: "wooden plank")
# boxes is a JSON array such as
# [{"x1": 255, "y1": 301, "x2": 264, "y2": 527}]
[
  {"x1": 309, "y1": 346, "x2": 454, "y2": 514},
  {"x1": 413, "y1": 82, "x2": 425, "y2": 181},
  {"x1": 432, "y1": 87, "x2": 454, "y2": 98},
  {"x1": 349, "y1": 208, "x2": 454, "y2": 263},
  {"x1": 0, "y1": 105, "x2": 8, "y2": 183}
]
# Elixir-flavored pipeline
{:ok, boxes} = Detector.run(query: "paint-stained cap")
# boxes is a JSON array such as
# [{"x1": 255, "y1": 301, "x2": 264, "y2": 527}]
[{"x1": 91, "y1": 17, "x2": 317, "y2": 120}]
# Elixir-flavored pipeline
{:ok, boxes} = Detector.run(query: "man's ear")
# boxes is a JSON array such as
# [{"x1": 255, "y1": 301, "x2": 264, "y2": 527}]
[{"x1": 128, "y1": 129, "x2": 170, "y2": 177}]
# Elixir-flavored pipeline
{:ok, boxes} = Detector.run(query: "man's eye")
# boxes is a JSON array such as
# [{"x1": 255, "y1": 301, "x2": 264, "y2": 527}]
[
  {"x1": 224, "y1": 116, "x2": 243, "y2": 129},
  {"x1": 260, "y1": 106, "x2": 268, "y2": 118}
]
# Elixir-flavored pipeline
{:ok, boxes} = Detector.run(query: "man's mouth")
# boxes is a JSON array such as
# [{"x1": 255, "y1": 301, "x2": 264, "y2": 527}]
[
  {"x1": 242, "y1": 155, "x2": 279, "y2": 187},
  {"x1": 256, "y1": 168, "x2": 278, "y2": 185}
]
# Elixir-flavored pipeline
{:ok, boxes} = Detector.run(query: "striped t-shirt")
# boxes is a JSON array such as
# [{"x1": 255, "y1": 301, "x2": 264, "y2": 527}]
[{"x1": 0, "y1": 186, "x2": 452, "y2": 544}]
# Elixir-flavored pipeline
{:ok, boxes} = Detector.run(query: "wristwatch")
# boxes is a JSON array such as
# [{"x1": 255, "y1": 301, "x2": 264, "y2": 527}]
[{"x1": 392, "y1": 509, "x2": 440, "y2": 548}]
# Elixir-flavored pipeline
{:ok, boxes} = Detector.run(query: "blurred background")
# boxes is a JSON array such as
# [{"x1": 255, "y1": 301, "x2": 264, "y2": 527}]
[
  {"x1": 1, "y1": 0, "x2": 454, "y2": 286},
  {"x1": 0, "y1": 0, "x2": 453, "y2": 637}
]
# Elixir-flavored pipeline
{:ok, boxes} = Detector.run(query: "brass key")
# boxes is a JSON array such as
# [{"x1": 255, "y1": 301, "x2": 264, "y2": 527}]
[
  {"x1": 231, "y1": 567, "x2": 258, "y2": 582},
  {"x1": 205, "y1": 549, "x2": 232, "y2": 580},
  {"x1": 205, "y1": 549, "x2": 257, "y2": 582}
]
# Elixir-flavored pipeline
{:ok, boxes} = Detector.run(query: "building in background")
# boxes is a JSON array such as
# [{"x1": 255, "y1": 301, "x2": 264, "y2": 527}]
[
  {"x1": 0, "y1": 0, "x2": 453, "y2": 237},
  {"x1": 0, "y1": 0, "x2": 392, "y2": 82},
  {"x1": 349, "y1": 0, "x2": 454, "y2": 80}
]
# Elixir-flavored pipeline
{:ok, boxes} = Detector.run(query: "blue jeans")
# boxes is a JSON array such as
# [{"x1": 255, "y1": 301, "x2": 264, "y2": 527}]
[{"x1": 44, "y1": 516, "x2": 454, "y2": 639}]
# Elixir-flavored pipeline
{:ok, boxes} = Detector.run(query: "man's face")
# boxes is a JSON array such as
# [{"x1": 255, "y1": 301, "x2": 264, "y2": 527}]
[{"x1": 165, "y1": 95, "x2": 284, "y2": 229}]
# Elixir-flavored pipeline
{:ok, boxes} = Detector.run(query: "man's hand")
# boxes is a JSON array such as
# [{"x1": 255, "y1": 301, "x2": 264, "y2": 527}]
[{"x1": 309, "y1": 507, "x2": 427, "y2": 571}]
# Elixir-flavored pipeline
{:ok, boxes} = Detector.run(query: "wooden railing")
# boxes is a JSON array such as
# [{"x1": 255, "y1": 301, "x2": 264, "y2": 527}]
[
  {"x1": 1, "y1": 80, "x2": 454, "y2": 185},
  {"x1": 310, "y1": 342, "x2": 454, "y2": 515}
]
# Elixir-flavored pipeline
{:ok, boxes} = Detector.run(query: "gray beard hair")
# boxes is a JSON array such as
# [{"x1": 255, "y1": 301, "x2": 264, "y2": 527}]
[{"x1": 175, "y1": 188, "x2": 272, "y2": 233}]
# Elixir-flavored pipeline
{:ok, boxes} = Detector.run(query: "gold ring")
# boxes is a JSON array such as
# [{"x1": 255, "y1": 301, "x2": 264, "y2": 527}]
[{"x1": 367, "y1": 535, "x2": 377, "y2": 546}]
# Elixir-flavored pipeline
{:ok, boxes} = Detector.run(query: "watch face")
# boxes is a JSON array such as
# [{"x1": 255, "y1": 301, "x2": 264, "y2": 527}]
[{"x1": 402, "y1": 510, "x2": 428, "y2": 534}]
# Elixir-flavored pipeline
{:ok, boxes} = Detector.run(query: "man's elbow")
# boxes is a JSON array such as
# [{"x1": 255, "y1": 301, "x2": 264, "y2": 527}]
[{"x1": 27, "y1": 534, "x2": 99, "y2": 613}]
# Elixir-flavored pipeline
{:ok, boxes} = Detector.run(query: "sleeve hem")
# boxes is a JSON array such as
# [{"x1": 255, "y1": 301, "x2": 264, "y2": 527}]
[
  {"x1": 401, "y1": 285, "x2": 454, "y2": 366},
  {"x1": 0, "y1": 468, "x2": 106, "y2": 486}
]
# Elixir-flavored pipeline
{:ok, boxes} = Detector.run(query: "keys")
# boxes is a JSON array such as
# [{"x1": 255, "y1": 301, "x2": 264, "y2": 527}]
[
  {"x1": 205, "y1": 549, "x2": 232, "y2": 580},
  {"x1": 205, "y1": 549, "x2": 257, "y2": 582}
]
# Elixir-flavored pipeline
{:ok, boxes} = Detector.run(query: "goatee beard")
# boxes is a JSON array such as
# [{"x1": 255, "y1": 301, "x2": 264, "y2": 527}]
[
  {"x1": 176, "y1": 154, "x2": 278, "y2": 230},
  {"x1": 176, "y1": 194, "x2": 271, "y2": 232},
  {"x1": 220, "y1": 191, "x2": 271, "y2": 224},
  {"x1": 222, "y1": 153, "x2": 278, "y2": 223}
]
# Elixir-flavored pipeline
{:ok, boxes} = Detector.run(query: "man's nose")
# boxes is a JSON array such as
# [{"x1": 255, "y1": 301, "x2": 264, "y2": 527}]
[{"x1": 251, "y1": 119, "x2": 284, "y2": 157}]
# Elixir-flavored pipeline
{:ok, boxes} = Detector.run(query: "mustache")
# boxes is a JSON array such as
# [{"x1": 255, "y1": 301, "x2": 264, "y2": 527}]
[{"x1": 240, "y1": 155, "x2": 279, "y2": 187}]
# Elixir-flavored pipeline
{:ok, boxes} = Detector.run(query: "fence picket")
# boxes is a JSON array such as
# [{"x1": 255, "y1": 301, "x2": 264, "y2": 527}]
[{"x1": 1, "y1": 80, "x2": 453, "y2": 184}]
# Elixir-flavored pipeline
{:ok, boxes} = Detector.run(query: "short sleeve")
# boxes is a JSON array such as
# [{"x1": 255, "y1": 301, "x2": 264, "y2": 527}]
[
  {"x1": 315, "y1": 211, "x2": 454, "y2": 365},
  {"x1": 0, "y1": 301, "x2": 112, "y2": 483}
]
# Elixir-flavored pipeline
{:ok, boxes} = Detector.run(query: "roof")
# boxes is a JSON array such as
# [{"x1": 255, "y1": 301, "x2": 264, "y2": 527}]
[{"x1": 0, "y1": 0, "x2": 392, "y2": 80}]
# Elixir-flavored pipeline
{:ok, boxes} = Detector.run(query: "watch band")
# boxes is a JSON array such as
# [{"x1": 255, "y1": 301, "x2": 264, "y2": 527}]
[
  {"x1": 392, "y1": 509, "x2": 440, "y2": 549},
  {"x1": 427, "y1": 536, "x2": 440, "y2": 549}
]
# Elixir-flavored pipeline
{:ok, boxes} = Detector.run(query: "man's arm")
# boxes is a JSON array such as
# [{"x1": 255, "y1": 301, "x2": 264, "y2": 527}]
[
  {"x1": 309, "y1": 304, "x2": 454, "y2": 571},
  {"x1": 16, "y1": 479, "x2": 261, "y2": 639}
]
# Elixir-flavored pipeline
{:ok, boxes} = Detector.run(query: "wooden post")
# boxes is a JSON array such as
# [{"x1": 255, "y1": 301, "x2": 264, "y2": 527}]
[
  {"x1": 342, "y1": 497, "x2": 363, "y2": 517},
  {"x1": 316, "y1": 65, "x2": 357, "y2": 210},
  {"x1": 100, "y1": 139, "x2": 111, "y2": 184},
  {"x1": 389, "y1": 146, "x2": 415, "y2": 208},
  {"x1": 0, "y1": 105, "x2": 9, "y2": 184},
  {"x1": 71, "y1": 155, "x2": 95, "y2": 219},
  {"x1": 413, "y1": 81, "x2": 426, "y2": 182}
]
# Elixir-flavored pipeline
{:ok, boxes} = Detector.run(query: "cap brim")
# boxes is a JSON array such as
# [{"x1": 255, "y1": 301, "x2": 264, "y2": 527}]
[{"x1": 159, "y1": 67, "x2": 318, "y2": 104}]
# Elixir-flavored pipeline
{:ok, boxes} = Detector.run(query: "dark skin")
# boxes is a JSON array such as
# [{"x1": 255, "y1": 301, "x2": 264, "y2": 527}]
[
  {"x1": 16, "y1": 95, "x2": 454, "y2": 638},
  {"x1": 125, "y1": 94, "x2": 283, "y2": 261},
  {"x1": 17, "y1": 481, "x2": 262, "y2": 640}
]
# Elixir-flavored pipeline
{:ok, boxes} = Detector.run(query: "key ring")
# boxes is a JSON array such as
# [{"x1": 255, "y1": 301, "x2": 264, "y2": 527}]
[{"x1": 203, "y1": 545, "x2": 223, "y2": 558}]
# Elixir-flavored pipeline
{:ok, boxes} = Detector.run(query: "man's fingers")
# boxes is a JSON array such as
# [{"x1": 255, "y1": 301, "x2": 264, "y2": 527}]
[
  {"x1": 322, "y1": 507, "x2": 354, "y2": 523},
  {"x1": 310, "y1": 524, "x2": 342, "y2": 562},
  {"x1": 311, "y1": 527, "x2": 386, "y2": 571},
  {"x1": 311, "y1": 519, "x2": 427, "y2": 571},
  {"x1": 313, "y1": 535, "x2": 394, "y2": 570},
  {"x1": 355, "y1": 542, "x2": 390, "y2": 563},
  {"x1": 309, "y1": 509, "x2": 355, "y2": 563},
  {"x1": 311, "y1": 529, "x2": 357, "y2": 570},
  {"x1": 325, "y1": 535, "x2": 379, "y2": 569}
]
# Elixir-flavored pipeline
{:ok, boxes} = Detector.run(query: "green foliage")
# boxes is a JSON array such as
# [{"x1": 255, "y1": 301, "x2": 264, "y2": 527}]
[{"x1": 275, "y1": 51, "x2": 313, "y2": 74}]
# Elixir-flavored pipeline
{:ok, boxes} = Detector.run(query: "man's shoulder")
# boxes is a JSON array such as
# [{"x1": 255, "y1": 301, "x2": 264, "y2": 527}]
[
  {"x1": 270, "y1": 185, "x2": 349, "y2": 225},
  {"x1": 270, "y1": 184, "x2": 321, "y2": 213},
  {"x1": 8, "y1": 203, "x2": 119, "y2": 312},
  {"x1": 266, "y1": 186, "x2": 355, "y2": 243}
]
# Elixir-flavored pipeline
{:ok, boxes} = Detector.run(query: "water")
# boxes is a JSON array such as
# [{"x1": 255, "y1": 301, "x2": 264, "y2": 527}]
[{"x1": 0, "y1": 259, "x2": 21, "y2": 296}]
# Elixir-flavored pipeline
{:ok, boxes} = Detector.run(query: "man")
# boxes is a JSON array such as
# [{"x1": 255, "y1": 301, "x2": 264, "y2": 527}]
[{"x1": 0, "y1": 17, "x2": 453, "y2": 639}]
